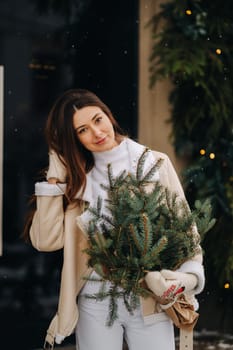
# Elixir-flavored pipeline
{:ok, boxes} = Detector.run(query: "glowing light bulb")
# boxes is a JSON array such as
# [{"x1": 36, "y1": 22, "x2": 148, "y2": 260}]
[
  {"x1": 216, "y1": 48, "x2": 222, "y2": 55},
  {"x1": 200, "y1": 149, "x2": 206, "y2": 156},
  {"x1": 209, "y1": 153, "x2": 215, "y2": 159},
  {"x1": 185, "y1": 9, "x2": 192, "y2": 15},
  {"x1": 224, "y1": 283, "x2": 230, "y2": 289}
]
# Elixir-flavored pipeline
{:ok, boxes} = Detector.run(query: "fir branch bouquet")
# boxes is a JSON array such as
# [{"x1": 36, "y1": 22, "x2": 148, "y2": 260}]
[{"x1": 84, "y1": 148, "x2": 215, "y2": 325}]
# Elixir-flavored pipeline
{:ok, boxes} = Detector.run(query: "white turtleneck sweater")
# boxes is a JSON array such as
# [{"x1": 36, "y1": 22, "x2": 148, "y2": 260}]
[{"x1": 90, "y1": 139, "x2": 130, "y2": 206}]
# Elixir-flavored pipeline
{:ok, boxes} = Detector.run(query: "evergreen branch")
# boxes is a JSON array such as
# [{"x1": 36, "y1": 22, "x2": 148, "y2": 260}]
[
  {"x1": 136, "y1": 147, "x2": 150, "y2": 181},
  {"x1": 87, "y1": 232, "x2": 116, "y2": 270},
  {"x1": 107, "y1": 286, "x2": 119, "y2": 326},
  {"x1": 97, "y1": 196, "x2": 102, "y2": 214},
  {"x1": 129, "y1": 223, "x2": 144, "y2": 253},
  {"x1": 142, "y1": 213, "x2": 150, "y2": 256},
  {"x1": 107, "y1": 163, "x2": 115, "y2": 189},
  {"x1": 99, "y1": 213, "x2": 115, "y2": 228},
  {"x1": 150, "y1": 235, "x2": 168, "y2": 259},
  {"x1": 141, "y1": 158, "x2": 164, "y2": 184},
  {"x1": 114, "y1": 226, "x2": 123, "y2": 253},
  {"x1": 192, "y1": 199, "x2": 216, "y2": 236},
  {"x1": 123, "y1": 292, "x2": 134, "y2": 315},
  {"x1": 83, "y1": 148, "x2": 215, "y2": 324}
]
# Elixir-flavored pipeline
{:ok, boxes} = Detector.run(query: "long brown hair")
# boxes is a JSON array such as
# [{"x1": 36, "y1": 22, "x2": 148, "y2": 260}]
[
  {"x1": 23, "y1": 89, "x2": 126, "y2": 241},
  {"x1": 45, "y1": 88, "x2": 125, "y2": 201}
]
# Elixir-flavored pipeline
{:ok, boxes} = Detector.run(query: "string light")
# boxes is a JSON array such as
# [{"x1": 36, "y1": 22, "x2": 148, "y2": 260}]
[
  {"x1": 200, "y1": 149, "x2": 206, "y2": 156},
  {"x1": 28, "y1": 63, "x2": 56, "y2": 70},
  {"x1": 209, "y1": 153, "x2": 215, "y2": 159},
  {"x1": 216, "y1": 48, "x2": 222, "y2": 55},
  {"x1": 224, "y1": 282, "x2": 230, "y2": 289},
  {"x1": 185, "y1": 9, "x2": 192, "y2": 15}
]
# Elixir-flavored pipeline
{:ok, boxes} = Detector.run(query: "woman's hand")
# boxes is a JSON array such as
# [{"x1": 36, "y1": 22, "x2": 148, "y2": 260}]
[
  {"x1": 48, "y1": 177, "x2": 58, "y2": 184},
  {"x1": 46, "y1": 150, "x2": 67, "y2": 183}
]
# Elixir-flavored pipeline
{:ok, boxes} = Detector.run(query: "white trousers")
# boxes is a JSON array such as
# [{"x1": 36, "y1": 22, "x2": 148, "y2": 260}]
[{"x1": 75, "y1": 273, "x2": 175, "y2": 350}]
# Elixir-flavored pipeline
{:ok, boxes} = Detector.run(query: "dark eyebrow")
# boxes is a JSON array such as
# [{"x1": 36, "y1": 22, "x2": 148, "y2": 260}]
[{"x1": 75, "y1": 113, "x2": 101, "y2": 131}]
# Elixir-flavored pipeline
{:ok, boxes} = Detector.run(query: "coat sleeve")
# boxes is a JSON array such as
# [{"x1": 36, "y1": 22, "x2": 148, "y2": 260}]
[
  {"x1": 155, "y1": 151, "x2": 205, "y2": 294},
  {"x1": 156, "y1": 152, "x2": 186, "y2": 200},
  {"x1": 30, "y1": 195, "x2": 65, "y2": 252}
]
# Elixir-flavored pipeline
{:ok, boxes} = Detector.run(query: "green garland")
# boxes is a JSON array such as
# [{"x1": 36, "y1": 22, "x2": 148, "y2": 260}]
[
  {"x1": 149, "y1": 1, "x2": 233, "y2": 154},
  {"x1": 149, "y1": 0, "x2": 233, "y2": 289},
  {"x1": 84, "y1": 149, "x2": 215, "y2": 325}
]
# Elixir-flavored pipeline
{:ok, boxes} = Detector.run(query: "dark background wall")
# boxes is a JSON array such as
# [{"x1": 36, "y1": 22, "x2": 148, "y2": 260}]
[{"x1": 0, "y1": 0, "x2": 138, "y2": 348}]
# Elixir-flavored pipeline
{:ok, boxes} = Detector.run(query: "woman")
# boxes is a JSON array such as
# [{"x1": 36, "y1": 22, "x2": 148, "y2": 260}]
[{"x1": 28, "y1": 89, "x2": 205, "y2": 350}]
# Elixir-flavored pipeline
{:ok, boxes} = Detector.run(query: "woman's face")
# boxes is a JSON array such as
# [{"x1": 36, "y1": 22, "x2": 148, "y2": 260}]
[{"x1": 73, "y1": 106, "x2": 118, "y2": 152}]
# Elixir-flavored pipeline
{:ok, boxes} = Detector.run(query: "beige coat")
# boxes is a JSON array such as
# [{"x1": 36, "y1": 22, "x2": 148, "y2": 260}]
[{"x1": 30, "y1": 151, "x2": 203, "y2": 347}]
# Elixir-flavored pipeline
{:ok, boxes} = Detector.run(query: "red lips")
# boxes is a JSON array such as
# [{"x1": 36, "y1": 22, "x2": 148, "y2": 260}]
[{"x1": 96, "y1": 137, "x2": 106, "y2": 145}]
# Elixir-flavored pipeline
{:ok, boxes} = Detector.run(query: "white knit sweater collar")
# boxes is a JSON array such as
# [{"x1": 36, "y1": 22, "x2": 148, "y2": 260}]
[
  {"x1": 92, "y1": 138, "x2": 129, "y2": 176},
  {"x1": 81, "y1": 138, "x2": 159, "y2": 203},
  {"x1": 92, "y1": 138, "x2": 127, "y2": 163}
]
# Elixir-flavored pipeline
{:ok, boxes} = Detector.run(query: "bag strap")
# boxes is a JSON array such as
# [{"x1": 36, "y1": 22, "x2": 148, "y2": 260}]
[{"x1": 179, "y1": 329, "x2": 193, "y2": 350}]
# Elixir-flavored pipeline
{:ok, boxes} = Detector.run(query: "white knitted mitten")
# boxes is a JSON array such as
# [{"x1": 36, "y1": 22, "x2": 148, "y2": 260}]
[
  {"x1": 46, "y1": 150, "x2": 67, "y2": 182},
  {"x1": 161, "y1": 269, "x2": 198, "y2": 294},
  {"x1": 145, "y1": 271, "x2": 182, "y2": 302}
]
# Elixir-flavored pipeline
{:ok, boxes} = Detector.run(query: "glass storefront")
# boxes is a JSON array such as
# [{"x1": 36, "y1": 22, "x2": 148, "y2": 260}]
[{"x1": 0, "y1": 0, "x2": 138, "y2": 348}]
